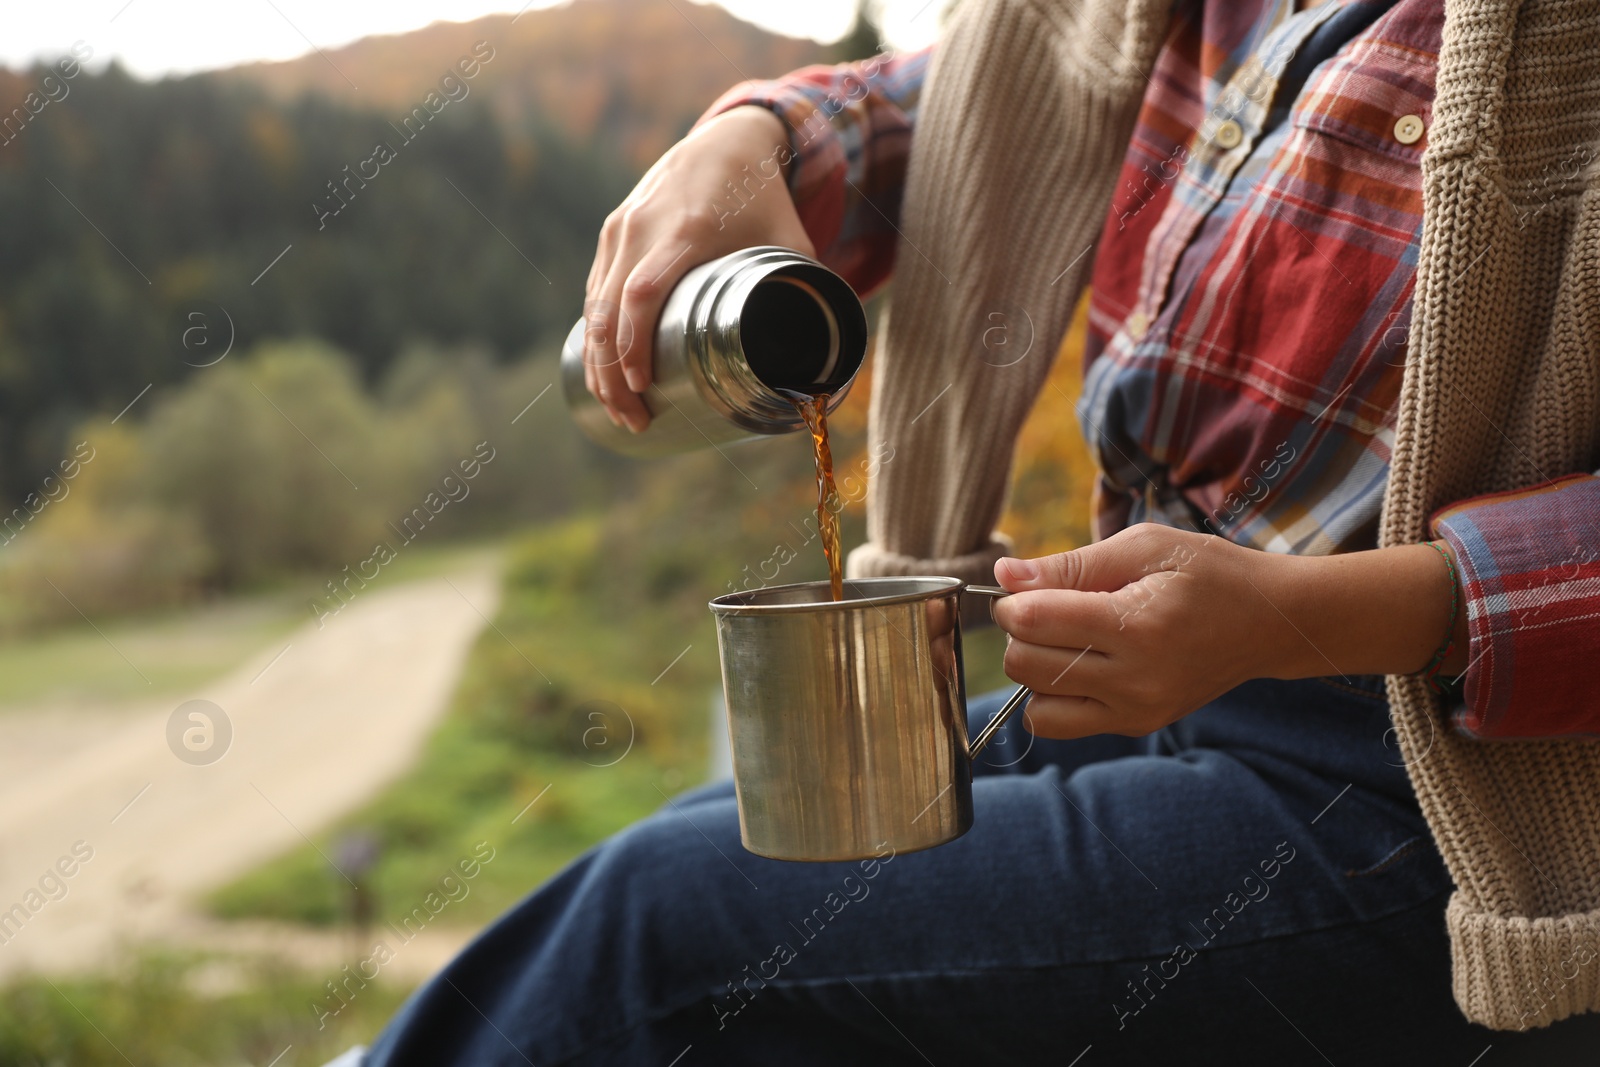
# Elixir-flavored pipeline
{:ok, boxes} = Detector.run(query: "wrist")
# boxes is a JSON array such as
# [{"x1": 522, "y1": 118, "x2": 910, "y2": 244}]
[
  {"x1": 1247, "y1": 543, "x2": 1456, "y2": 680},
  {"x1": 1433, "y1": 540, "x2": 1470, "y2": 676},
  {"x1": 705, "y1": 105, "x2": 793, "y2": 179},
  {"x1": 1245, "y1": 548, "x2": 1330, "y2": 680}
]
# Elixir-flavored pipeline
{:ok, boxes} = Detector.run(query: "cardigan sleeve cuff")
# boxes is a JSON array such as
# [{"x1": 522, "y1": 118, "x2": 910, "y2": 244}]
[
  {"x1": 847, "y1": 536, "x2": 1017, "y2": 628},
  {"x1": 846, "y1": 535, "x2": 1015, "y2": 584},
  {"x1": 1429, "y1": 471, "x2": 1600, "y2": 738}
]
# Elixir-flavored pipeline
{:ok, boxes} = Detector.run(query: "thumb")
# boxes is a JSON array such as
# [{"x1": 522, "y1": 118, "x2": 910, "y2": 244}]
[{"x1": 995, "y1": 541, "x2": 1142, "y2": 594}]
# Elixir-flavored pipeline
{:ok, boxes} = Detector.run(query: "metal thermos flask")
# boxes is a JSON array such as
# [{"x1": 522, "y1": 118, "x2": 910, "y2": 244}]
[{"x1": 561, "y1": 246, "x2": 868, "y2": 457}]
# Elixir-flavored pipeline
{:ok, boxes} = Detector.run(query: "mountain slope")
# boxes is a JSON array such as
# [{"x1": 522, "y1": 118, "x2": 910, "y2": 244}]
[{"x1": 222, "y1": 0, "x2": 830, "y2": 168}]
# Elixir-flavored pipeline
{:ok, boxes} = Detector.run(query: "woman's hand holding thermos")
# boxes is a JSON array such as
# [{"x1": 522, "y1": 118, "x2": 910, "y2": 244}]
[{"x1": 582, "y1": 105, "x2": 813, "y2": 434}]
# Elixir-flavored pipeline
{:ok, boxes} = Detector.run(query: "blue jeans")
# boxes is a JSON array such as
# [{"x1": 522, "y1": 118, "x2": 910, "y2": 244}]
[{"x1": 361, "y1": 676, "x2": 1569, "y2": 1065}]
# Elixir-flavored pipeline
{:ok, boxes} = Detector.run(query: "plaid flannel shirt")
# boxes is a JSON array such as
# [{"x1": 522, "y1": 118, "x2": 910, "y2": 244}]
[{"x1": 700, "y1": 0, "x2": 1600, "y2": 739}]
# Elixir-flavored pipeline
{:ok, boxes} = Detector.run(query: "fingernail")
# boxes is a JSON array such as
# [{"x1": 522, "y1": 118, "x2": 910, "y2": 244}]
[
  {"x1": 1000, "y1": 557, "x2": 1038, "y2": 582},
  {"x1": 625, "y1": 415, "x2": 647, "y2": 434},
  {"x1": 624, "y1": 368, "x2": 648, "y2": 394}
]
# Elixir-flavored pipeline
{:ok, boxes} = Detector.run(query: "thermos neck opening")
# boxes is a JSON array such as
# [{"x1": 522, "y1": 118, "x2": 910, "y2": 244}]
[
  {"x1": 738, "y1": 265, "x2": 867, "y2": 397},
  {"x1": 559, "y1": 246, "x2": 870, "y2": 456}
]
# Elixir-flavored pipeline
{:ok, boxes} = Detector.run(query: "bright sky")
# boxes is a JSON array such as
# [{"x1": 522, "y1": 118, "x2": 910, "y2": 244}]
[{"x1": 0, "y1": 0, "x2": 942, "y2": 80}]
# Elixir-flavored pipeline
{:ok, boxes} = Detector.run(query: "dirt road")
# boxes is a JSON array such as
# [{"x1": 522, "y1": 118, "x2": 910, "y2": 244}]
[{"x1": 0, "y1": 562, "x2": 500, "y2": 981}]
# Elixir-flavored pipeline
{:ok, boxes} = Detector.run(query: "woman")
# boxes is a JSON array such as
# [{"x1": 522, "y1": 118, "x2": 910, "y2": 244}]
[{"x1": 357, "y1": 0, "x2": 1600, "y2": 1061}]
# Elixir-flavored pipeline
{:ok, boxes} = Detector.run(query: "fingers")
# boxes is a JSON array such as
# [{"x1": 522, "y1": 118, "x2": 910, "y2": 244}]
[
  {"x1": 585, "y1": 204, "x2": 617, "y2": 301},
  {"x1": 582, "y1": 212, "x2": 617, "y2": 414},
  {"x1": 1005, "y1": 639, "x2": 1170, "y2": 738},
  {"x1": 585, "y1": 210, "x2": 707, "y2": 434},
  {"x1": 995, "y1": 524, "x2": 1196, "y2": 594},
  {"x1": 586, "y1": 227, "x2": 651, "y2": 432},
  {"x1": 583, "y1": 210, "x2": 633, "y2": 429},
  {"x1": 583, "y1": 293, "x2": 648, "y2": 432},
  {"x1": 617, "y1": 237, "x2": 698, "y2": 393},
  {"x1": 1002, "y1": 638, "x2": 1109, "y2": 696},
  {"x1": 992, "y1": 588, "x2": 1120, "y2": 649},
  {"x1": 1020, "y1": 693, "x2": 1126, "y2": 739},
  {"x1": 996, "y1": 547, "x2": 1106, "y2": 593}
]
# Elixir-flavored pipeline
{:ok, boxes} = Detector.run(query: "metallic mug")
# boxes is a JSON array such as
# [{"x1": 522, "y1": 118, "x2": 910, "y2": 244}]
[
  {"x1": 561, "y1": 246, "x2": 869, "y2": 458},
  {"x1": 709, "y1": 577, "x2": 1032, "y2": 862}
]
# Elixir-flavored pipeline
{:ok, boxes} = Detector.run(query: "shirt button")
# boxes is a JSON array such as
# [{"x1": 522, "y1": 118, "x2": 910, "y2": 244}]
[
  {"x1": 1215, "y1": 120, "x2": 1244, "y2": 149},
  {"x1": 1126, "y1": 311, "x2": 1150, "y2": 340},
  {"x1": 1394, "y1": 114, "x2": 1425, "y2": 145}
]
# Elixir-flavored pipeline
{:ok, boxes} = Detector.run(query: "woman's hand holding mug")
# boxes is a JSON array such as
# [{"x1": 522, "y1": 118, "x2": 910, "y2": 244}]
[{"x1": 992, "y1": 523, "x2": 1468, "y2": 739}]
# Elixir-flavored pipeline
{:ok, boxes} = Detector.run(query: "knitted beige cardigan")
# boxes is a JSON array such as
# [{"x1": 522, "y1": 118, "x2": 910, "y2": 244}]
[{"x1": 845, "y1": 0, "x2": 1600, "y2": 1031}]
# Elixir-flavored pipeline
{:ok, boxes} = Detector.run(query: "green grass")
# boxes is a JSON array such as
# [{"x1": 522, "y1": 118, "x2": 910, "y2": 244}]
[
  {"x1": 208, "y1": 518, "x2": 717, "y2": 928},
  {"x1": 0, "y1": 591, "x2": 306, "y2": 709},
  {"x1": 0, "y1": 539, "x2": 505, "y2": 711},
  {"x1": 351, "y1": 537, "x2": 504, "y2": 586},
  {"x1": 963, "y1": 624, "x2": 1014, "y2": 698},
  {"x1": 0, "y1": 953, "x2": 411, "y2": 1067},
  {"x1": 0, "y1": 525, "x2": 706, "y2": 1064}
]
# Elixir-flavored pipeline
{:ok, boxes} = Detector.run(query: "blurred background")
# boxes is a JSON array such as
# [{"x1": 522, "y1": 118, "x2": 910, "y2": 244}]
[{"x1": 0, "y1": 1, "x2": 1096, "y2": 1061}]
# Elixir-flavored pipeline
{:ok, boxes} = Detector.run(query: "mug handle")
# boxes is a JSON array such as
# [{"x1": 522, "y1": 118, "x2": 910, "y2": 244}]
[{"x1": 962, "y1": 584, "x2": 1033, "y2": 757}]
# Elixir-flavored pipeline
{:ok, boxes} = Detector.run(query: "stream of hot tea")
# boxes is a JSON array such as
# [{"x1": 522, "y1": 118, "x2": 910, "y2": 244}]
[{"x1": 788, "y1": 392, "x2": 843, "y2": 601}]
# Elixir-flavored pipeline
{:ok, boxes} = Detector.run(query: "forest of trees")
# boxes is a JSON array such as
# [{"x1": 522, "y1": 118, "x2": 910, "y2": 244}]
[
  {"x1": 0, "y1": 0, "x2": 1110, "y2": 636},
  {"x1": 0, "y1": 1, "x2": 925, "y2": 627},
  {"x1": 0, "y1": 59, "x2": 621, "y2": 499},
  {"x1": 0, "y1": 0, "x2": 845, "y2": 503}
]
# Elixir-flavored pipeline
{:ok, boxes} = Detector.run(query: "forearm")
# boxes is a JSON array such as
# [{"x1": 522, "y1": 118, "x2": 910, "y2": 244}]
[
  {"x1": 994, "y1": 507, "x2": 1592, "y2": 739},
  {"x1": 693, "y1": 49, "x2": 930, "y2": 297},
  {"x1": 1254, "y1": 542, "x2": 1467, "y2": 680}
]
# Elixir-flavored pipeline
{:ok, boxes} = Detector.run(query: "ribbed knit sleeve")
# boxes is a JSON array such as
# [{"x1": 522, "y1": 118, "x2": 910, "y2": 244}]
[
  {"x1": 846, "y1": 0, "x2": 1173, "y2": 587},
  {"x1": 1377, "y1": 0, "x2": 1600, "y2": 1031}
]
